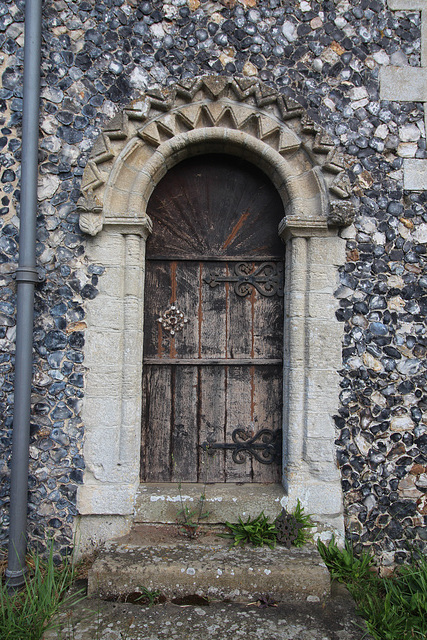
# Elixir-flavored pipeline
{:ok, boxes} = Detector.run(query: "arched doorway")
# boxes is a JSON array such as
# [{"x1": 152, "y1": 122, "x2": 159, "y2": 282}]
[
  {"x1": 76, "y1": 77, "x2": 350, "y2": 550},
  {"x1": 141, "y1": 154, "x2": 285, "y2": 483}
]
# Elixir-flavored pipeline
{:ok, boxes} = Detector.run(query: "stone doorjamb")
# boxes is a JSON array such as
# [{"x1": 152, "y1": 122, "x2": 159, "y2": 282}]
[{"x1": 75, "y1": 77, "x2": 354, "y2": 549}]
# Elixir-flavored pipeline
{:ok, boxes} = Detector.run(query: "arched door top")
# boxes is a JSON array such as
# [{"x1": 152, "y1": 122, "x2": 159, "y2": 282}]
[
  {"x1": 77, "y1": 76, "x2": 355, "y2": 239},
  {"x1": 142, "y1": 154, "x2": 285, "y2": 484},
  {"x1": 145, "y1": 153, "x2": 285, "y2": 259}
]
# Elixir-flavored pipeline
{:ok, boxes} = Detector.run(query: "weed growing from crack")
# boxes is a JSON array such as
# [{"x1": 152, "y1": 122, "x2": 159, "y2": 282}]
[
  {"x1": 134, "y1": 586, "x2": 162, "y2": 606},
  {"x1": 175, "y1": 449, "x2": 211, "y2": 538}
]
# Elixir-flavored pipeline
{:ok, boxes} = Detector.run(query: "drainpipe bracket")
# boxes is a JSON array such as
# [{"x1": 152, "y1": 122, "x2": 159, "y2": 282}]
[{"x1": 14, "y1": 266, "x2": 45, "y2": 284}]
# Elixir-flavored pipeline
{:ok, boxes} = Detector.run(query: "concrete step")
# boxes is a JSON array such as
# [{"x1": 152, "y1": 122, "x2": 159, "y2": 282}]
[{"x1": 88, "y1": 525, "x2": 330, "y2": 603}]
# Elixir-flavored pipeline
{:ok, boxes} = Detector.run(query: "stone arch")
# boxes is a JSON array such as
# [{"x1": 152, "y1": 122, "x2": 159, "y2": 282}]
[
  {"x1": 78, "y1": 75, "x2": 353, "y2": 237},
  {"x1": 76, "y1": 76, "x2": 354, "y2": 549}
]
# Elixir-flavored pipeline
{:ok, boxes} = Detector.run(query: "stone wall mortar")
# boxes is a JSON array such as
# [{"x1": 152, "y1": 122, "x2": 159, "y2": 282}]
[{"x1": 0, "y1": 0, "x2": 426, "y2": 563}]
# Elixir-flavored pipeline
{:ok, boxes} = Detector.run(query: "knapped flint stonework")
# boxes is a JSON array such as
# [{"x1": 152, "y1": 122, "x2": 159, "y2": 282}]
[{"x1": 0, "y1": 0, "x2": 426, "y2": 565}]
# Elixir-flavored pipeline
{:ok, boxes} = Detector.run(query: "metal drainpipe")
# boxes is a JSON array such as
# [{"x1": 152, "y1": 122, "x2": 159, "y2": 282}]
[{"x1": 5, "y1": 0, "x2": 43, "y2": 589}]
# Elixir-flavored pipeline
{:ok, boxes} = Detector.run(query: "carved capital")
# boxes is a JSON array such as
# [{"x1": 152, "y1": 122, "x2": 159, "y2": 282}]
[
  {"x1": 278, "y1": 217, "x2": 331, "y2": 241},
  {"x1": 108, "y1": 217, "x2": 153, "y2": 239}
]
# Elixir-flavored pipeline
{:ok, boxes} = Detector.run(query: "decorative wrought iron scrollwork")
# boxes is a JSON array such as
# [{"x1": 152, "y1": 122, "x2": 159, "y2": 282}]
[
  {"x1": 200, "y1": 427, "x2": 282, "y2": 465},
  {"x1": 204, "y1": 262, "x2": 283, "y2": 297},
  {"x1": 158, "y1": 304, "x2": 188, "y2": 335}
]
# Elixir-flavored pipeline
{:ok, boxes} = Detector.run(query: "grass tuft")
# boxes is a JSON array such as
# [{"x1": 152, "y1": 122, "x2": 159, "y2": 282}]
[
  {"x1": 317, "y1": 535, "x2": 375, "y2": 587},
  {"x1": 0, "y1": 543, "x2": 83, "y2": 640}
]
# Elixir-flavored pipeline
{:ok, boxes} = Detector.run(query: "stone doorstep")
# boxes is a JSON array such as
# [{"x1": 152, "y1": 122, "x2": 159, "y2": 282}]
[
  {"x1": 88, "y1": 527, "x2": 330, "y2": 603},
  {"x1": 135, "y1": 483, "x2": 287, "y2": 525}
]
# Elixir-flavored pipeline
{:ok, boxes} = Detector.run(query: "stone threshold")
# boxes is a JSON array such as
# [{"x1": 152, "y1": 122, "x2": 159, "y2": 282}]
[{"x1": 135, "y1": 482, "x2": 287, "y2": 524}]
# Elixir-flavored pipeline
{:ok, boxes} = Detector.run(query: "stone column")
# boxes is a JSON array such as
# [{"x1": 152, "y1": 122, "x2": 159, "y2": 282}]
[
  {"x1": 119, "y1": 233, "x2": 147, "y2": 469},
  {"x1": 280, "y1": 224, "x2": 345, "y2": 535},
  {"x1": 283, "y1": 235, "x2": 308, "y2": 481},
  {"x1": 76, "y1": 222, "x2": 151, "y2": 551}
]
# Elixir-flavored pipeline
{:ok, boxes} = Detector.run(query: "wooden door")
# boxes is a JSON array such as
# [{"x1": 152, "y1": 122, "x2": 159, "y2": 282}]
[{"x1": 141, "y1": 154, "x2": 285, "y2": 483}]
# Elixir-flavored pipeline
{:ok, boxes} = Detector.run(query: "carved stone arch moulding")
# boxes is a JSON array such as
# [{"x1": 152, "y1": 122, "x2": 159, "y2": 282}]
[
  {"x1": 77, "y1": 75, "x2": 355, "y2": 236},
  {"x1": 76, "y1": 76, "x2": 351, "y2": 551}
]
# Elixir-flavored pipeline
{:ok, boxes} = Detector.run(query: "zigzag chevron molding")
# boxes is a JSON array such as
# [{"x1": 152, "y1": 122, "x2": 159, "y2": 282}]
[{"x1": 78, "y1": 76, "x2": 354, "y2": 236}]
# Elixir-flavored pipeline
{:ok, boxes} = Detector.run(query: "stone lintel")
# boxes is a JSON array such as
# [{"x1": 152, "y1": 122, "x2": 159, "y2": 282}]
[
  {"x1": 379, "y1": 66, "x2": 427, "y2": 102},
  {"x1": 403, "y1": 158, "x2": 427, "y2": 190}
]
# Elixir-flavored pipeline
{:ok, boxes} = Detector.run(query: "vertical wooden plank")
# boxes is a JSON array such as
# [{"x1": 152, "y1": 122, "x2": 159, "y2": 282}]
[
  {"x1": 226, "y1": 263, "x2": 254, "y2": 480},
  {"x1": 198, "y1": 366, "x2": 226, "y2": 482},
  {"x1": 225, "y1": 365, "x2": 253, "y2": 481},
  {"x1": 141, "y1": 365, "x2": 172, "y2": 482},
  {"x1": 251, "y1": 365, "x2": 282, "y2": 482},
  {"x1": 227, "y1": 263, "x2": 253, "y2": 359},
  {"x1": 252, "y1": 268, "x2": 284, "y2": 360},
  {"x1": 171, "y1": 365, "x2": 199, "y2": 482},
  {"x1": 200, "y1": 262, "x2": 227, "y2": 359},
  {"x1": 172, "y1": 261, "x2": 199, "y2": 359},
  {"x1": 199, "y1": 262, "x2": 227, "y2": 481},
  {"x1": 143, "y1": 260, "x2": 171, "y2": 360}
]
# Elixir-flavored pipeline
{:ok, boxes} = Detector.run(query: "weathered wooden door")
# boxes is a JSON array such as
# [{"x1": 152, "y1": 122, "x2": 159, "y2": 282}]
[{"x1": 141, "y1": 154, "x2": 285, "y2": 483}]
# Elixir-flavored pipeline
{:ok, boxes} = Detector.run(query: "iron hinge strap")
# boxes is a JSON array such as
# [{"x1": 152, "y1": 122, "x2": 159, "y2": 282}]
[{"x1": 200, "y1": 427, "x2": 282, "y2": 465}]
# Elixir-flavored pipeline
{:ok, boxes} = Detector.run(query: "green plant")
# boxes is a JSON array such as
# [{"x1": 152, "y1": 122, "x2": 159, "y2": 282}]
[
  {"x1": 0, "y1": 544, "x2": 84, "y2": 640},
  {"x1": 222, "y1": 512, "x2": 278, "y2": 549},
  {"x1": 134, "y1": 586, "x2": 162, "y2": 606},
  {"x1": 176, "y1": 502, "x2": 210, "y2": 538},
  {"x1": 176, "y1": 483, "x2": 211, "y2": 538},
  {"x1": 318, "y1": 537, "x2": 427, "y2": 640},
  {"x1": 223, "y1": 501, "x2": 314, "y2": 550},
  {"x1": 292, "y1": 500, "x2": 315, "y2": 546},
  {"x1": 317, "y1": 535, "x2": 375, "y2": 586},
  {"x1": 175, "y1": 448, "x2": 211, "y2": 538},
  {"x1": 360, "y1": 552, "x2": 427, "y2": 640}
]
